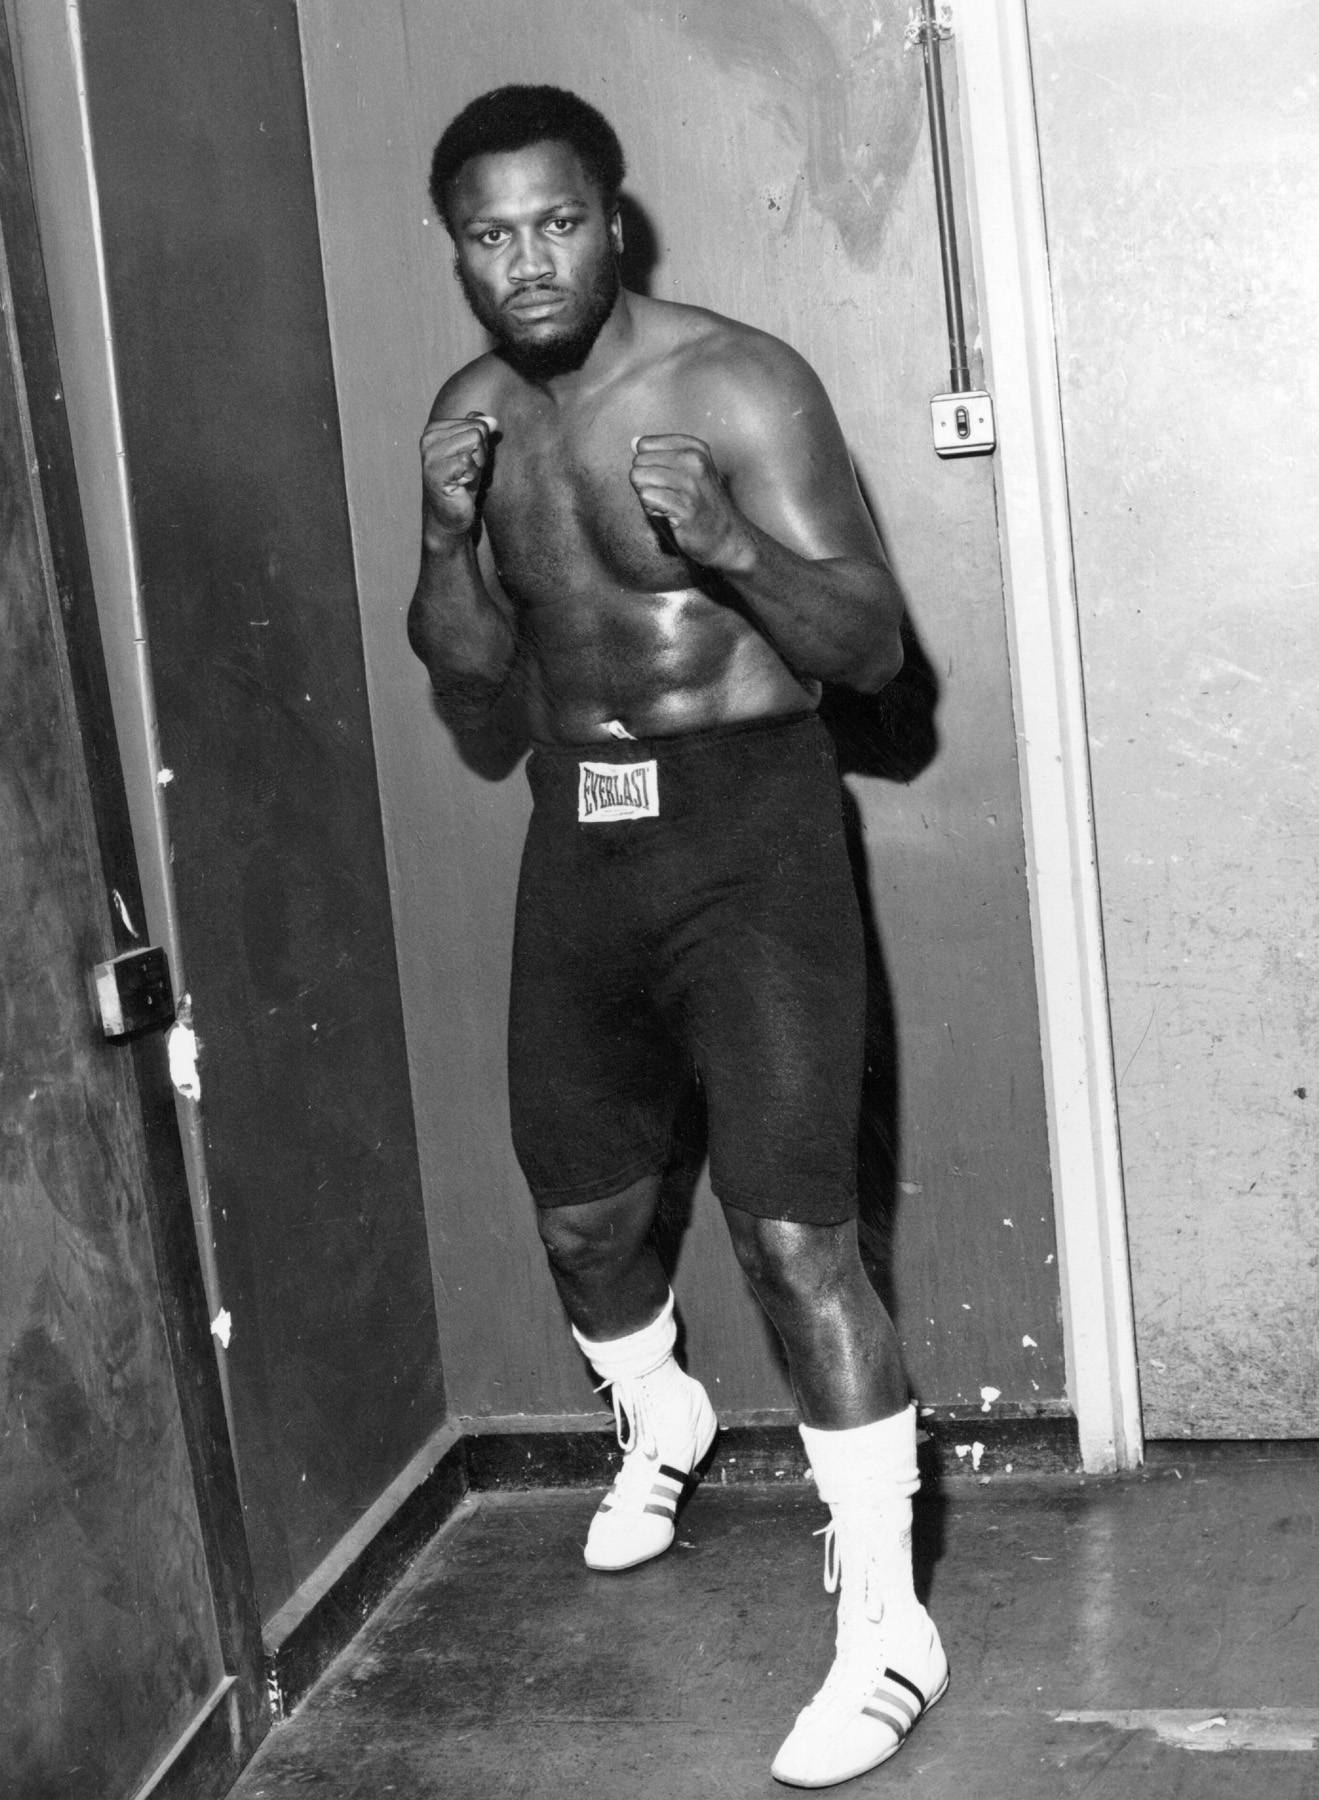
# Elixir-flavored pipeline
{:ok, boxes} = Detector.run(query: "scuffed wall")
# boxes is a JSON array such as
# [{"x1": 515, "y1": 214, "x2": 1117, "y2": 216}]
[{"x1": 1028, "y1": 0, "x2": 1319, "y2": 1433}]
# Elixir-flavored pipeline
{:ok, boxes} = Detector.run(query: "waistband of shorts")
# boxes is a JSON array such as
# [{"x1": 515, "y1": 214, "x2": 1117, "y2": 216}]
[{"x1": 527, "y1": 707, "x2": 824, "y2": 766}]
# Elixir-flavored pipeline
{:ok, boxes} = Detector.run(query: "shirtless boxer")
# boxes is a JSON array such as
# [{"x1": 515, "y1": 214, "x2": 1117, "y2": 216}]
[{"x1": 408, "y1": 85, "x2": 946, "y2": 1787}]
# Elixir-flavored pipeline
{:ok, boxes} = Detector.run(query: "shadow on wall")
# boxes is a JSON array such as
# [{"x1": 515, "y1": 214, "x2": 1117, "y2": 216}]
[
  {"x1": 617, "y1": 191, "x2": 660, "y2": 297},
  {"x1": 826, "y1": 614, "x2": 941, "y2": 1321}
]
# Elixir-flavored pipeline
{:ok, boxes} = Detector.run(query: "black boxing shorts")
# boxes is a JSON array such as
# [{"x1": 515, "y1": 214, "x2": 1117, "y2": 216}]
[{"x1": 507, "y1": 710, "x2": 866, "y2": 1224}]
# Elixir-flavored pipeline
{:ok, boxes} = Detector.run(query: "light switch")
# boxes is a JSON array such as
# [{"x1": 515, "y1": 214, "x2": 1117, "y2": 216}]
[
  {"x1": 930, "y1": 390, "x2": 996, "y2": 458},
  {"x1": 93, "y1": 946, "x2": 176, "y2": 1039}
]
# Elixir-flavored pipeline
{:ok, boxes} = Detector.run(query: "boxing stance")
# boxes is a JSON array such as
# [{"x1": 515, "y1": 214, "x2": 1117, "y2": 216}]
[{"x1": 408, "y1": 84, "x2": 946, "y2": 1787}]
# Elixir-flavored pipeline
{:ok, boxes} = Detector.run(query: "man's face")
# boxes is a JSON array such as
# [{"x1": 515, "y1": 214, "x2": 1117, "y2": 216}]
[{"x1": 448, "y1": 140, "x2": 622, "y2": 380}]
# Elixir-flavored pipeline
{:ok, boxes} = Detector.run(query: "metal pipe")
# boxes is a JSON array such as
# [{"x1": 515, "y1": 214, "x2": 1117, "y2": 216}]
[{"x1": 918, "y1": 0, "x2": 972, "y2": 393}]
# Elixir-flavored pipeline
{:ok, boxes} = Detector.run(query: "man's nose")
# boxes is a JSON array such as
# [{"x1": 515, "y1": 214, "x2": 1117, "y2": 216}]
[{"x1": 508, "y1": 230, "x2": 553, "y2": 283}]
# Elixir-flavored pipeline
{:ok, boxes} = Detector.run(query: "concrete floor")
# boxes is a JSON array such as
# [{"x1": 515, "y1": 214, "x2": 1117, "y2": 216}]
[{"x1": 230, "y1": 1450, "x2": 1319, "y2": 1799}]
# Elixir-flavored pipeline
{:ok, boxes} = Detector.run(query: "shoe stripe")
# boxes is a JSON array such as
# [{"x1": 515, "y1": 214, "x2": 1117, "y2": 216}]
[
  {"x1": 883, "y1": 1666, "x2": 928, "y2": 1709},
  {"x1": 590, "y1": 1448, "x2": 708, "y2": 1538},
  {"x1": 860, "y1": 1699, "x2": 910, "y2": 1742},
  {"x1": 861, "y1": 1698, "x2": 916, "y2": 1737},
  {"x1": 864, "y1": 1685, "x2": 919, "y2": 1728}
]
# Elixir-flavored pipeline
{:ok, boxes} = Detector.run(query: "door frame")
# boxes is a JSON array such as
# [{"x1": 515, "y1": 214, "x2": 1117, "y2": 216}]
[{"x1": 952, "y1": 0, "x2": 1142, "y2": 1471}]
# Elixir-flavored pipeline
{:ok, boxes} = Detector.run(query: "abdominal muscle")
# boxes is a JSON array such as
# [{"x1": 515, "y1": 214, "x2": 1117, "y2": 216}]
[
  {"x1": 514, "y1": 581, "x2": 820, "y2": 745},
  {"x1": 479, "y1": 407, "x2": 819, "y2": 743}
]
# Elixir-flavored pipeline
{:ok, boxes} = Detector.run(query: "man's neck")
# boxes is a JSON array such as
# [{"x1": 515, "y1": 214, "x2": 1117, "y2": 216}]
[{"x1": 530, "y1": 287, "x2": 642, "y2": 404}]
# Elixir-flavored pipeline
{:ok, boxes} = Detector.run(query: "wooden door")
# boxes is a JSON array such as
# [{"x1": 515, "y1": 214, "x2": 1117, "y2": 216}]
[{"x1": 0, "y1": 21, "x2": 267, "y2": 1796}]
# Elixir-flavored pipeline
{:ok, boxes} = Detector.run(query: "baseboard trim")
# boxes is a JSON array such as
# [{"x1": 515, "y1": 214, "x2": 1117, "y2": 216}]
[
  {"x1": 463, "y1": 1403, "x2": 1081, "y2": 1490},
  {"x1": 1144, "y1": 1437, "x2": 1319, "y2": 1465},
  {"x1": 262, "y1": 1403, "x2": 1080, "y2": 1715},
  {"x1": 263, "y1": 1421, "x2": 467, "y2": 1717},
  {"x1": 129, "y1": 1678, "x2": 241, "y2": 1800}
]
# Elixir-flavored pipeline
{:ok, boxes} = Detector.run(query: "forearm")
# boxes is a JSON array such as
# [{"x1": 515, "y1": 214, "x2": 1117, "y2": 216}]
[
  {"x1": 712, "y1": 518, "x2": 904, "y2": 693},
  {"x1": 407, "y1": 533, "x2": 518, "y2": 721}
]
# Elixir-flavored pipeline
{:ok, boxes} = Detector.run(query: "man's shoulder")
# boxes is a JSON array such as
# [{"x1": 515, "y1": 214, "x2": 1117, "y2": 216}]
[
  {"x1": 636, "y1": 296, "x2": 831, "y2": 446},
  {"x1": 641, "y1": 295, "x2": 807, "y2": 372},
  {"x1": 428, "y1": 350, "x2": 513, "y2": 423},
  {"x1": 639, "y1": 296, "x2": 823, "y2": 411}
]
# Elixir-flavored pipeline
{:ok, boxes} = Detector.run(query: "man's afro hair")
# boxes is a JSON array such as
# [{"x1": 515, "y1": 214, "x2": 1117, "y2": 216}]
[{"x1": 430, "y1": 84, "x2": 625, "y2": 229}]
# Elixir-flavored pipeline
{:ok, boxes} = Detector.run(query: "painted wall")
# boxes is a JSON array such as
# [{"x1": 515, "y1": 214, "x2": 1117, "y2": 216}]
[
  {"x1": 1028, "y1": 0, "x2": 1319, "y2": 1433},
  {"x1": 298, "y1": 0, "x2": 1065, "y2": 1419}
]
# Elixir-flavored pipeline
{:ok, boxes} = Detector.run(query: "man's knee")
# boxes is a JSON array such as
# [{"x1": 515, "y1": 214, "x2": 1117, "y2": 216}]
[
  {"x1": 725, "y1": 1212, "x2": 858, "y2": 1308},
  {"x1": 536, "y1": 1204, "x2": 608, "y2": 1274},
  {"x1": 535, "y1": 1175, "x2": 661, "y2": 1277}
]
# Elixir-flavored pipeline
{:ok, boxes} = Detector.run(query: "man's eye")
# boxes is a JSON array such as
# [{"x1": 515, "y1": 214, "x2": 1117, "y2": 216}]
[
  {"x1": 545, "y1": 218, "x2": 576, "y2": 235},
  {"x1": 478, "y1": 229, "x2": 508, "y2": 246}
]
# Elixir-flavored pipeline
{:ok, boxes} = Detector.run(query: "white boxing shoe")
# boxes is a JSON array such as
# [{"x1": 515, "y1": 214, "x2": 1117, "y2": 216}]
[
  {"x1": 771, "y1": 1591, "x2": 948, "y2": 1786},
  {"x1": 773, "y1": 1408, "x2": 948, "y2": 1787},
  {"x1": 584, "y1": 1367, "x2": 717, "y2": 1571},
  {"x1": 572, "y1": 1293, "x2": 718, "y2": 1572}
]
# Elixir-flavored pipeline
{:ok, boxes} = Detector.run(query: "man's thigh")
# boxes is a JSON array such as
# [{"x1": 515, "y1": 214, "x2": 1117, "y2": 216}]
[
  {"x1": 670, "y1": 834, "x2": 866, "y2": 1226},
  {"x1": 508, "y1": 872, "x2": 687, "y2": 1207}
]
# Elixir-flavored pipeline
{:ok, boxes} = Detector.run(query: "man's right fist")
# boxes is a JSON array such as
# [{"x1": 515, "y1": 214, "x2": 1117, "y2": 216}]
[{"x1": 421, "y1": 411, "x2": 498, "y2": 537}]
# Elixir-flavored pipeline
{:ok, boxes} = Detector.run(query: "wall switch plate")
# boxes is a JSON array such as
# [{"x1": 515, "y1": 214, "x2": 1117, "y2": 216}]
[
  {"x1": 930, "y1": 390, "x2": 996, "y2": 457},
  {"x1": 92, "y1": 945, "x2": 175, "y2": 1039}
]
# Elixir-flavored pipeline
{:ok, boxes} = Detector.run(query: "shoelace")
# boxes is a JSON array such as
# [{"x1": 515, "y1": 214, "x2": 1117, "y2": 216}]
[
  {"x1": 597, "y1": 1376, "x2": 658, "y2": 1460},
  {"x1": 797, "y1": 1525, "x2": 893, "y2": 1717},
  {"x1": 815, "y1": 1521, "x2": 841, "y2": 1594},
  {"x1": 814, "y1": 1520, "x2": 886, "y2": 1624}
]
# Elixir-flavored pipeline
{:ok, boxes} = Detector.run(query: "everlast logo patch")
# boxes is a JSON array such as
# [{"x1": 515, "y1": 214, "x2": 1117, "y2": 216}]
[{"x1": 577, "y1": 759, "x2": 660, "y2": 823}]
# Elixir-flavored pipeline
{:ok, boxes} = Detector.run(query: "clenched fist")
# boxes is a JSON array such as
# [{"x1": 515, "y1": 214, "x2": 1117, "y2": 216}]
[
  {"x1": 421, "y1": 411, "x2": 498, "y2": 539},
  {"x1": 628, "y1": 433, "x2": 751, "y2": 569}
]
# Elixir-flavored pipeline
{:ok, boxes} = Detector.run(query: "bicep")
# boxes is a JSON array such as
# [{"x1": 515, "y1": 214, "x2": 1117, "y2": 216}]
[{"x1": 719, "y1": 353, "x2": 884, "y2": 566}]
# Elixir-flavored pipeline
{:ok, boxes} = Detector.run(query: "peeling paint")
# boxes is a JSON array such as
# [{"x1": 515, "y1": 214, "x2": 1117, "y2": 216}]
[
  {"x1": 167, "y1": 1020, "x2": 201, "y2": 1101},
  {"x1": 111, "y1": 889, "x2": 140, "y2": 939}
]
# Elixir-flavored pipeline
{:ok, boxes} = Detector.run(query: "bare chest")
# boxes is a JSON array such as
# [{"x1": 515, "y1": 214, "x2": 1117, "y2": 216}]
[{"x1": 481, "y1": 413, "x2": 693, "y2": 605}]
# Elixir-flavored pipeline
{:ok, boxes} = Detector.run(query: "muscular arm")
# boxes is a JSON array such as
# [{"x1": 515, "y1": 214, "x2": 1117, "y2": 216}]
[
  {"x1": 407, "y1": 388, "x2": 517, "y2": 725},
  {"x1": 630, "y1": 341, "x2": 904, "y2": 693}
]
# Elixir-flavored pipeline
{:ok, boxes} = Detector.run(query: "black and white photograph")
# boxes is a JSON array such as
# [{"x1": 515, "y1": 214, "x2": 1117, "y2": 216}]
[{"x1": 2, "y1": 3, "x2": 1316, "y2": 1797}]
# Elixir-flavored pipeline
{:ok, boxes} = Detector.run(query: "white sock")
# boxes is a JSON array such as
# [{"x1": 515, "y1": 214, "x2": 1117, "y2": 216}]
[
  {"x1": 799, "y1": 1405, "x2": 920, "y2": 1503},
  {"x1": 800, "y1": 1406, "x2": 923, "y2": 1625},
  {"x1": 572, "y1": 1289, "x2": 683, "y2": 1387}
]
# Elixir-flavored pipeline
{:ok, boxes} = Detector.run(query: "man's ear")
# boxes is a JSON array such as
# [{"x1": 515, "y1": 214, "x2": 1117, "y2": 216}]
[{"x1": 609, "y1": 204, "x2": 624, "y2": 259}]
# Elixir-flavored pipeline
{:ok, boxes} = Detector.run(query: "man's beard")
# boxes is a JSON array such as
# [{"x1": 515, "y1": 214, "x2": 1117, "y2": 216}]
[{"x1": 459, "y1": 254, "x2": 620, "y2": 382}]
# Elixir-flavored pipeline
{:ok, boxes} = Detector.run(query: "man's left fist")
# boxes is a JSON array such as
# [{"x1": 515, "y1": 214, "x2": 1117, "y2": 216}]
[{"x1": 628, "y1": 433, "x2": 748, "y2": 569}]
